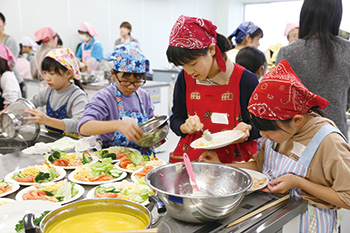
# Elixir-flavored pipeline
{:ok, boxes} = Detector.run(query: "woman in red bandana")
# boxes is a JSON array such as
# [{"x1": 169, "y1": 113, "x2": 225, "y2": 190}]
[
  {"x1": 201, "y1": 59, "x2": 350, "y2": 233},
  {"x1": 167, "y1": 15, "x2": 260, "y2": 163}
]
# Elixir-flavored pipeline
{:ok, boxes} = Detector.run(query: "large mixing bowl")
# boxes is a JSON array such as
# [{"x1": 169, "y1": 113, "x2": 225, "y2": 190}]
[
  {"x1": 145, "y1": 162, "x2": 252, "y2": 223},
  {"x1": 136, "y1": 115, "x2": 169, "y2": 149}
]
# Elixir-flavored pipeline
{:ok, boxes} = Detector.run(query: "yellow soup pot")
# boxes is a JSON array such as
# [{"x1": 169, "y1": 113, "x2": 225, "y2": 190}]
[{"x1": 23, "y1": 197, "x2": 166, "y2": 233}]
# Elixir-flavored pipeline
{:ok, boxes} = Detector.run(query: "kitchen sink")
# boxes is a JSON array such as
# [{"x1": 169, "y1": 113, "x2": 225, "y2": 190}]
[{"x1": 0, "y1": 133, "x2": 58, "y2": 154}]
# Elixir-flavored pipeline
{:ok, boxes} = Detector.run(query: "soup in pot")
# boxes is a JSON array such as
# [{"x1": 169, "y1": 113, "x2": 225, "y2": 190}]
[{"x1": 46, "y1": 211, "x2": 148, "y2": 233}]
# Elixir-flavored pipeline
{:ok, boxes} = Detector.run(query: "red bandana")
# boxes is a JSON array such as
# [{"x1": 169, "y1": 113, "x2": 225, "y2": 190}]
[
  {"x1": 248, "y1": 59, "x2": 329, "y2": 120},
  {"x1": 169, "y1": 15, "x2": 226, "y2": 72}
]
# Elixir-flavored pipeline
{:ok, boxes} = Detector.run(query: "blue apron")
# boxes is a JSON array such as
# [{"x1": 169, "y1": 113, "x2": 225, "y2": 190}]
[
  {"x1": 45, "y1": 89, "x2": 78, "y2": 135},
  {"x1": 108, "y1": 83, "x2": 153, "y2": 156},
  {"x1": 262, "y1": 125, "x2": 347, "y2": 233}
]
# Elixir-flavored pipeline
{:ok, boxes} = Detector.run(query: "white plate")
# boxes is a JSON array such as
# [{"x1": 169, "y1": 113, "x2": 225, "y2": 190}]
[
  {"x1": 0, "y1": 200, "x2": 60, "y2": 233},
  {"x1": 190, "y1": 130, "x2": 244, "y2": 149},
  {"x1": 0, "y1": 182, "x2": 20, "y2": 198},
  {"x1": 242, "y1": 169, "x2": 269, "y2": 194},
  {"x1": 0, "y1": 198, "x2": 16, "y2": 205},
  {"x1": 68, "y1": 169, "x2": 127, "y2": 185},
  {"x1": 117, "y1": 159, "x2": 167, "y2": 173},
  {"x1": 48, "y1": 153, "x2": 99, "y2": 170},
  {"x1": 86, "y1": 181, "x2": 150, "y2": 206},
  {"x1": 15, "y1": 182, "x2": 85, "y2": 205},
  {"x1": 4, "y1": 166, "x2": 66, "y2": 186}
]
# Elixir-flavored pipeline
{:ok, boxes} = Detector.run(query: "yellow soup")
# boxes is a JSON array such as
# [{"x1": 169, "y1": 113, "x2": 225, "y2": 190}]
[{"x1": 46, "y1": 211, "x2": 148, "y2": 233}]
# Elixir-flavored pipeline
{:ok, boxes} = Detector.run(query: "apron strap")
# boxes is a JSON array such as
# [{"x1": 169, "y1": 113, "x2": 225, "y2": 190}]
[{"x1": 298, "y1": 125, "x2": 347, "y2": 168}]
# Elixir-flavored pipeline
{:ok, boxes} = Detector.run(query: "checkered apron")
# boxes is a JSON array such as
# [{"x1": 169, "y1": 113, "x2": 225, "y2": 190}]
[{"x1": 262, "y1": 125, "x2": 346, "y2": 233}]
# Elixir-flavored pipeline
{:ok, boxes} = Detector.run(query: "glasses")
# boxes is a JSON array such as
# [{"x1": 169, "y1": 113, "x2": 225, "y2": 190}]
[{"x1": 115, "y1": 75, "x2": 146, "y2": 87}]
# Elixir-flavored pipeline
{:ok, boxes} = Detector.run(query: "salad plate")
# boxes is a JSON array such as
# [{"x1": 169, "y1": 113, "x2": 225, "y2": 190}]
[
  {"x1": 190, "y1": 130, "x2": 244, "y2": 149},
  {"x1": 85, "y1": 180, "x2": 155, "y2": 206},
  {"x1": 46, "y1": 151, "x2": 98, "y2": 170},
  {"x1": 67, "y1": 158, "x2": 127, "y2": 185},
  {"x1": 94, "y1": 146, "x2": 138, "y2": 162},
  {"x1": 5, "y1": 165, "x2": 66, "y2": 186},
  {"x1": 0, "y1": 179, "x2": 20, "y2": 198},
  {"x1": 117, "y1": 151, "x2": 167, "y2": 173},
  {"x1": 15, "y1": 181, "x2": 85, "y2": 205},
  {"x1": 241, "y1": 169, "x2": 269, "y2": 194},
  {"x1": 0, "y1": 200, "x2": 60, "y2": 233},
  {"x1": 131, "y1": 166, "x2": 154, "y2": 183}
]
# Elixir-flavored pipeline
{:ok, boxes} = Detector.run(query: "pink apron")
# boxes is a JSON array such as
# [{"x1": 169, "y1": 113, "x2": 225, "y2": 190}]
[
  {"x1": 263, "y1": 125, "x2": 346, "y2": 233},
  {"x1": 81, "y1": 40, "x2": 99, "y2": 72}
]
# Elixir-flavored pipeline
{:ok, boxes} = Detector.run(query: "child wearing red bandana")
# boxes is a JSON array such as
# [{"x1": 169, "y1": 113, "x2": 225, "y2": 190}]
[
  {"x1": 167, "y1": 15, "x2": 260, "y2": 163},
  {"x1": 200, "y1": 59, "x2": 350, "y2": 233}
]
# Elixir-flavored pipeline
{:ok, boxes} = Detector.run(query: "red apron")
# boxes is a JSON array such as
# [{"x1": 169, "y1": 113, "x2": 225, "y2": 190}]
[{"x1": 170, "y1": 64, "x2": 256, "y2": 163}]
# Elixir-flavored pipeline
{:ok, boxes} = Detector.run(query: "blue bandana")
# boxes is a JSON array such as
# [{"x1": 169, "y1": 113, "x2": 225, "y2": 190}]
[
  {"x1": 104, "y1": 42, "x2": 150, "y2": 73},
  {"x1": 229, "y1": 22, "x2": 259, "y2": 43}
]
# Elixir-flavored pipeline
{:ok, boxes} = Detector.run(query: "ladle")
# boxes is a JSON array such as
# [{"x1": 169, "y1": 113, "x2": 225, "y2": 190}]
[
  {"x1": 183, "y1": 153, "x2": 200, "y2": 192},
  {"x1": 201, "y1": 128, "x2": 212, "y2": 141}
]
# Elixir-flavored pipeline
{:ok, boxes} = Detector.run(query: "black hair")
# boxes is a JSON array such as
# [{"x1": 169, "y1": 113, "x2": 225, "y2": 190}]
[
  {"x1": 57, "y1": 35, "x2": 63, "y2": 47},
  {"x1": 112, "y1": 70, "x2": 146, "y2": 80},
  {"x1": 0, "y1": 12, "x2": 5, "y2": 23},
  {"x1": 228, "y1": 27, "x2": 263, "y2": 48},
  {"x1": 0, "y1": 58, "x2": 10, "y2": 75},
  {"x1": 41, "y1": 57, "x2": 85, "y2": 91},
  {"x1": 166, "y1": 33, "x2": 231, "y2": 66},
  {"x1": 249, "y1": 106, "x2": 326, "y2": 132},
  {"x1": 299, "y1": 0, "x2": 342, "y2": 67},
  {"x1": 236, "y1": 46, "x2": 266, "y2": 73},
  {"x1": 19, "y1": 43, "x2": 23, "y2": 56}
]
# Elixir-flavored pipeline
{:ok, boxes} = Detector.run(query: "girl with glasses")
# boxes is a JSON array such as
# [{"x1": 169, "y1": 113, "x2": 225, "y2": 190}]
[{"x1": 78, "y1": 42, "x2": 155, "y2": 156}]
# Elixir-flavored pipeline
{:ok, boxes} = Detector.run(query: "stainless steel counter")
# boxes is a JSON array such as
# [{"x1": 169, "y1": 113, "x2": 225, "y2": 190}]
[{"x1": 0, "y1": 134, "x2": 307, "y2": 233}]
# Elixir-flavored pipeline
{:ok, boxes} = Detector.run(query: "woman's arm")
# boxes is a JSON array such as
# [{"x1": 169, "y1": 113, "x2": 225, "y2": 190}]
[
  {"x1": 239, "y1": 70, "x2": 260, "y2": 141},
  {"x1": 170, "y1": 70, "x2": 188, "y2": 137}
]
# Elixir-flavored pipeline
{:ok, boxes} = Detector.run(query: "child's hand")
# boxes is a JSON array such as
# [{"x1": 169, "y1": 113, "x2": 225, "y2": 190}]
[
  {"x1": 180, "y1": 115, "x2": 203, "y2": 135},
  {"x1": 118, "y1": 121, "x2": 144, "y2": 142},
  {"x1": 262, "y1": 174, "x2": 299, "y2": 194},
  {"x1": 198, "y1": 150, "x2": 221, "y2": 163},
  {"x1": 232, "y1": 122, "x2": 252, "y2": 143},
  {"x1": 23, "y1": 109, "x2": 50, "y2": 125}
]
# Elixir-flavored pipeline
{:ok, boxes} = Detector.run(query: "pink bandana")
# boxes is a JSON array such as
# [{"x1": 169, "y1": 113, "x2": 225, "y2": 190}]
[
  {"x1": 46, "y1": 48, "x2": 81, "y2": 81},
  {"x1": 169, "y1": 15, "x2": 226, "y2": 72},
  {"x1": 248, "y1": 59, "x2": 329, "y2": 120},
  {"x1": 78, "y1": 22, "x2": 98, "y2": 37},
  {"x1": 34, "y1": 27, "x2": 56, "y2": 43},
  {"x1": 0, "y1": 45, "x2": 16, "y2": 67}
]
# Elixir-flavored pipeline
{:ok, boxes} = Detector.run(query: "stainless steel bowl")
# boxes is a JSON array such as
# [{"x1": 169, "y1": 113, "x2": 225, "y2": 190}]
[
  {"x1": 145, "y1": 162, "x2": 252, "y2": 223},
  {"x1": 136, "y1": 116, "x2": 169, "y2": 149}
]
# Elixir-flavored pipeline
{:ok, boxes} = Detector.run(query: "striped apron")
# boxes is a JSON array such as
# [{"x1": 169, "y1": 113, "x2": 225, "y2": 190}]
[{"x1": 262, "y1": 125, "x2": 346, "y2": 233}]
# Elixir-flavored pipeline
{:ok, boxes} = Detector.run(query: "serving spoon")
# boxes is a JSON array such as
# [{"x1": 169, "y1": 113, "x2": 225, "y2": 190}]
[{"x1": 201, "y1": 128, "x2": 213, "y2": 141}]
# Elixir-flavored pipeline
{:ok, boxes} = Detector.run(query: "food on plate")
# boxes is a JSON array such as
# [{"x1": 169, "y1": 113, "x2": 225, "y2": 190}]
[
  {"x1": 133, "y1": 166, "x2": 154, "y2": 180},
  {"x1": 49, "y1": 136, "x2": 77, "y2": 152},
  {"x1": 93, "y1": 180, "x2": 154, "y2": 204},
  {"x1": 94, "y1": 150, "x2": 117, "y2": 160},
  {"x1": 47, "y1": 150, "x2": 93, "y2": 167},
  {"x1": 73, "y1": 158, "x2": 124, "y2": 182},
  {"x1": 12, "y1": 163, "x2": 59, "y2": 183},
  {"x1": 249, "y1": 176, "x2": 267, "y2": 190},
  {"x1": 45, "y1": 211, "x2": 147, "y2": 232},
  {"x1": 94, "y1": 146, "x2": 136, "y2": 160},
  {"x1": 20, "y1": 181, "x2": 79, "y2": 203},
  {"x1": 119, "y1": 151, "x2": 160, "y2": 171},
  {"x1": 15, "y1": 210, "x2": 50, "y2": 233},
  {"x1": 0, "y1": 179, "x2": 13, "y2": 195}
]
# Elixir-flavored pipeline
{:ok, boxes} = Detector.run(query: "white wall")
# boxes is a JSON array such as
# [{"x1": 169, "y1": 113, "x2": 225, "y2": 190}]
[{"x1": 0, "y1": 0, "x2": 244, "y2": 70}]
